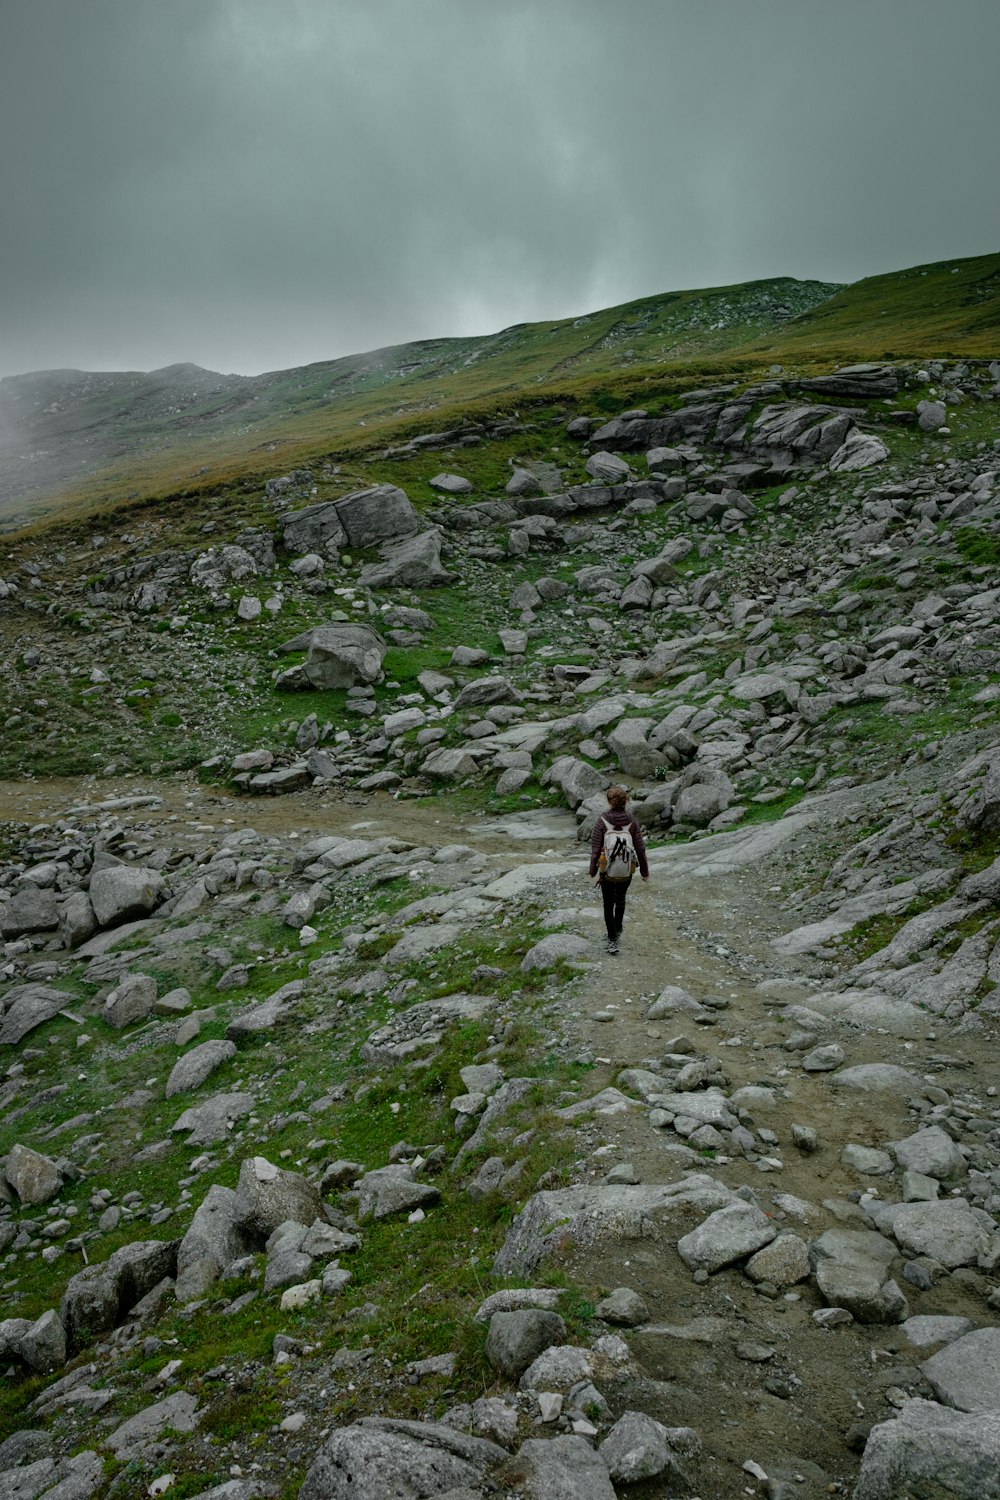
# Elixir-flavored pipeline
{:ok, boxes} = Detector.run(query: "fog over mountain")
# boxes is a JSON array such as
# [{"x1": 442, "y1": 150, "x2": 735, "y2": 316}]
[{"x1": 0, "y1": 0, "x2": 998, "y2": 379}]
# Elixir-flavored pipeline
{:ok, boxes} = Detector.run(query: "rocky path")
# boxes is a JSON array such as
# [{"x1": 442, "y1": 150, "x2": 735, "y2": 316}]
[{"x1": 2, "y1": 772, "x2": 1000, "y2": 1499}]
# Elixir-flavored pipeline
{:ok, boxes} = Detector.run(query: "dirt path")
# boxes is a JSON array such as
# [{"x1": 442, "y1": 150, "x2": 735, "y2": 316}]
[{"x1": 3, "y1": 774, "x2": 997, "y2": 1496}]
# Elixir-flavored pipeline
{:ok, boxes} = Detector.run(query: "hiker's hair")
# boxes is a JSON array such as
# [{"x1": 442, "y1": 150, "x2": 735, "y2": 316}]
[{"x1": 606, "y1": 785, "x2": 629, "y2": 810}]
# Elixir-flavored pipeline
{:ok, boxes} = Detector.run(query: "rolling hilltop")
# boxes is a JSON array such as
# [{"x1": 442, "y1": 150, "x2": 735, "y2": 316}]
[{"x1": 1, "y1": 249, "x2": 998, "y2": 532}]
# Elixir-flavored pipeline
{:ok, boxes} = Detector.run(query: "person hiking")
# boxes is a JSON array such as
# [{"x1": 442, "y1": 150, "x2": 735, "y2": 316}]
[{"x1": 588, "y1": 785, "x2": 649, "y2": 955}]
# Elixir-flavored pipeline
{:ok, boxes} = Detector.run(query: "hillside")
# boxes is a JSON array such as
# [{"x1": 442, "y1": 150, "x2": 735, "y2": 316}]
[
  {"x1": 757, "y1": 250, "x2": 1000, "y2": 359},
  {"x1": 0, "y1": 295, "x2": 999, "y2": 1497},
  {"x1": 0, "y1": 275, "x2": 838, "y2": 529}
]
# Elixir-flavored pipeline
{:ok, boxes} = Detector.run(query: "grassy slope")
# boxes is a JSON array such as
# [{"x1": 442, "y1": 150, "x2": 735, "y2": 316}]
[
  {"x1": 3, "y1": 276, "x2": 835, "y2": 530},
  {"x1": 756, "y1": 249, "x2": 1000, "y2": 359},
  {"x1": 6, "y1": 250, "x2": 1000, "y2": 539}
]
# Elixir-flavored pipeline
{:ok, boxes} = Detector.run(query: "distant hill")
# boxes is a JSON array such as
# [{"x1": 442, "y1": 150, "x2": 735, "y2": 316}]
[
  {"x1": 757, "y1": 251, "x2": 1000, "y2": 359},
  {"x1": 1, "y1": 249, "x2": 998, "y2": 532},
  {"x1": 0, "y1": 276, "x2": 838, "y2": 527}
]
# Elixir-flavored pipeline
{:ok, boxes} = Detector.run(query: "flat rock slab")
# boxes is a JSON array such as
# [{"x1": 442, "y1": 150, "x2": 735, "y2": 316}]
[
  {"x1": 298, "y1": 1417, "x2": 505, "y2": 1500},
  {"x1": 855, "y1": 1399, "x2": 1000, "y2": 1500},
  {"x1": 166, "y1": 1040, "x2": 236, "y2": 1098},
  {"x1": 493, "y1": 1176, "x2": 738, "y2": 1277},
  {"x1": 0, "y1": 986, "x2": 72, "y2": 1046},
  {"x1": 901, "y1": 1315, "x2": 973, "y2": 1349},
  {"x1": 828, "y1": 1063, "x2": 922, "y2": 1094},
  {"x1": 924, "y1": 1328, "x2": 1000, "y2": 1412},
  {"x1": 105, "y1": 1391, "x2": 199, "y2": 1459},
  {"x1": 810, "y1": 1228, "x2": 903, "y2": 1325},
  {"x1": 172, "y1": 1092, "x2": 255, "y2": 1146},
  {"x1": 677, "y1": 1202, "x2": 777, "y2": 1273}
]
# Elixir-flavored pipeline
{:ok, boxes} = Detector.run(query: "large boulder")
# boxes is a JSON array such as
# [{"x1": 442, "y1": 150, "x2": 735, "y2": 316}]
[
  {"x1": 828, "y1": 430, "x2": 890, "y2": 471},
  {"x1": 606, "y1": 718, "x2": 661, "y2": 777},
  {"x1": 88, "y1": 866, "x2": 165, "y2": 928},
  {"x1": 855, "y1": 1399, "x2": 1000, "y2": 1500},
  {"x1": 809, "y1": 1228, "x2": 904, "y2": 1324},
  {"x1": 542, "y1": 756, "x2": 607, "y2": 809},
  {"x1": 176, "y1": 1184, "x2": 255, "y2": 1295},
  {"x1": 333, "y1": 484, "x2": 421, "y2": 548},
  {"x1": 357, "y1": 529, "x2": 451, "y2": 588},
  {"x1": 231, "y1": 1156, "x2": 325, "y2": 1239},
  {"x1": 281, "y1": 501, "x2": 347, "y2": 555},
  {"x1": 676, "y1": 1202, "x2": 777, "y2": 1273},
  {"x1": 60, "y1": 1239, "x2": 178, "y2": 1350},
  {"x1": 511, "y1": 1435, "x2": 617, "y2": 1499},
  {"x1": 0, "y1": 886, "x2": 59, "y2": 938},
  {"x1": 452, "y1": 676, "x2": 520, "y2": 711},
  {"x1": 103, "y1": 973, "x2": 158, "y2": 1029},
  {"x1": 301, "y1": 624, "x2": 387, "y2": 690},
  {"x1": 493, "y1": 1178, "x2": 738, "y2": 1277},
  {"x1": 3, "y1": 1144, "x2": 63, "y2": 1205},
  {"x1": 923, "y1": 1328, "x2": 1000, "y2": 1412}
]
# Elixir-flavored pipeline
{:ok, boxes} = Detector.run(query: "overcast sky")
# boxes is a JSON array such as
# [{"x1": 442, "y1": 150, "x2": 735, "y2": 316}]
[{"x1": 1, "y1": 0, "x2": 998, "y2": 380}]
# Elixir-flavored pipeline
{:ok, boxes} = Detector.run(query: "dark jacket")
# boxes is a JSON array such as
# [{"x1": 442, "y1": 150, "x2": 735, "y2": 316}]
[{"x1": 589, "y1": 808, "x2": 649, "y2": 879}]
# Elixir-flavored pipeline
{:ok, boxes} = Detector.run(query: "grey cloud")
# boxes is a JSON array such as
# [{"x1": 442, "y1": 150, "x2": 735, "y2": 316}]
[{"x1": 0, "y1": 0, "x2": 998, "y2": 378}]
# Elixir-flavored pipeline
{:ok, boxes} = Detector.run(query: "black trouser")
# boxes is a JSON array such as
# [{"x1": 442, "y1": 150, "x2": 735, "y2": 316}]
[{"x1": 600, "y1": 877, "x2": 631, "y2": 940}]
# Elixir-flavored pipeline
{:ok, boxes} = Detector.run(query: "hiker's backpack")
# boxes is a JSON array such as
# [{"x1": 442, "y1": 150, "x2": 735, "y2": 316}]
[{"x1": 599, "y1": 817, "x2": 638, "y2": 881}]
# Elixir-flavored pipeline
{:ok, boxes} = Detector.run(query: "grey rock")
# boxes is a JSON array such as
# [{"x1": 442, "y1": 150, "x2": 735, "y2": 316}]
[
  {"x1": 359, "y1": 529, "x2": 451, "y2": 589},
  {"x1": 15, "y1": 1310, "x2": 67, "y2": 1373},
  {"x1": 356, "y1": 1165, "x2": 440, "y2": 1222},
  {"x1": 299, "y1": 1418, "x2": 504, "y2": 1500},
  {"x1": 745, "y1": 1232, "x2": 811, "y2": 1287},
  {"x1": 429, "y1": 472, "x2": 473, "y2": 494},
  {"x1": 887, "y1": 1200, "x2": 990, "y2": 1269},
  {"x1": 677, "y1": 1201, "x2": 777, "y2": 1273},
  {"x1": 854, "y1": 1399, "x2": 1000, "y2": 1500},
  {"x1": 265, "y1": 1250, "x2": 314, "y2": 1292},
  {"x1": 177, "y1": 1185, "x2": 254, "y2": 1288},
  {"x1": 802, "y1": 1042, "x2": 845, "y2": 1072},
  {"x1": 0, "y1": 886, "x2": 59, "y2": 938},
  {"x1": 4, "y1": 1143, "x2": 63, "y2": 1206},
  {"x1": 901, "y1": 1315, "x2": 972, "y2": 1349},
  {"x1": 809, "y1": 1228, "x2": 904, "y2": 1324},
  {"x1": 512, "y1": 1434, "x2": 616, "y2": 1499},
  {"x1": 282, "y1": 500, "x2": 348, "y2": 554},
  {"x1": 165, "y1": 1040, "x2": 236, "y2": 1098},
  {"x1": 60, "y1": 1239, "x2": 178, "y2": 1350},
  {"x1": 172, "y1": 1092, "x2": 255, "y2": 1146},
  {"x1": 473, "y1": 1289, "x2": 562, "y2": 1323},
  {"x1": 841, "y1": 1144, "x2": 893, "y2": 1176},
  {"x1": 586, "y1": 452, "x2": 631, "y2": 483},
  {"x1": 600, "y1": 1411, "x2": 690, "y2": 1485},
  {"x1": 103, "y1": 973, "x2": 157, "y2": 1029},
  {"x1": 892, "y1": 1125, "x2": 967, "y2": 1180},
  {"x1": 924, "y1": 1328, "x2": 1000, "y2": 1411},
  {"x1": 452, "y1": 676, "x2": 519, "y2": 711},
  {"x1": 88, "y1": 866, "x2": 165, "y2": 927},
  {"x1": 828, "y1": 1063, "x2": 922, "y2": 1094},
  {"x1": 302, "y1": 624, "x2": 387, "y2": 691},
  {"x1": 334, "y1": 484, "x2": 421, "y2": 548},
  {"x1": 493, "y1": 1177, "x2": 737, "y2": 1277},
  {"x1": 106, "y1": 1391, "x2": 199, "y2": 1459},
  {"x1": 0, "y1": 985, "x2": 70, "y2": 1046},
  {"x1": 917, "y1": 399, "x2": 948, "y2": 432},
  {"x1": 485, "y1": 1310, "x2": 566, "y2": 1378},
  {"x1": 232, "y1": 1156, "x2": 325, "y2": 1239},
  {"x1": 828, "y1": 430, "x2": 890, "y2": 471},
  {"x1": 595, "y1": 1287, "x2": 649, "y2": 1326},
  {"x1": 226, "y1": 979, "x2": 304, "y2": 1040},
  {"x1": 520, "y1": 934, "x2": 594, "y2": 972}
]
